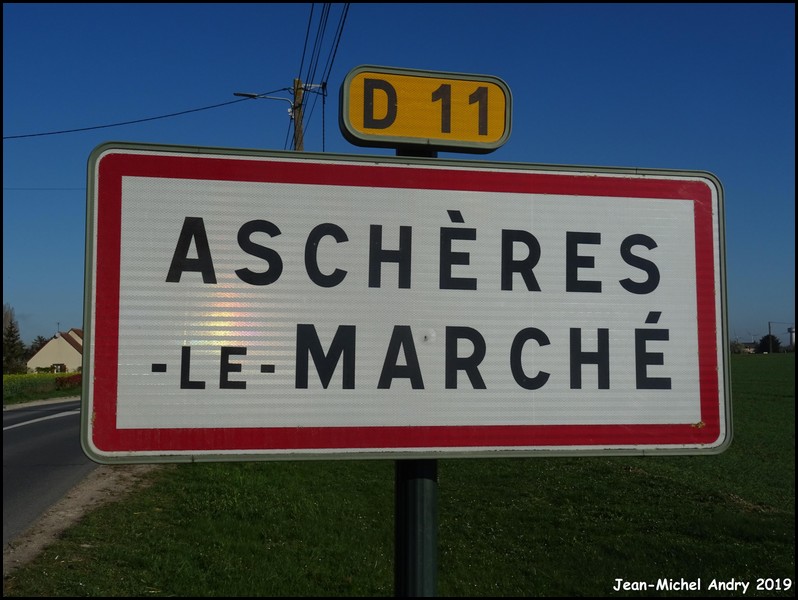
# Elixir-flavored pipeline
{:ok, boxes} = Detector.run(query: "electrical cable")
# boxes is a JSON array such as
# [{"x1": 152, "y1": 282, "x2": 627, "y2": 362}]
[
  {"x1": 296, "y1": 3, "x2": 316, "y2": 85},
  {"x1": 301, "y1": 4, "x2": 349, "y2": 146},
  {"x1": 3, "y1": 97, "x2": 254, "y2": 140}
]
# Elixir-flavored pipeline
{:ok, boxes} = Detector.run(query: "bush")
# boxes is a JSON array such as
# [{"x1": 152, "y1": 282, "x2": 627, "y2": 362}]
[
  {"x1": 55, "y1": 373, "x2": 82, "y2": 390},
  {"x1": 3, "y1": 373, "x2": 57, "y2": 397},
  {"x1": 3, "y1": 372, "x2": 82, "y2": 403}
]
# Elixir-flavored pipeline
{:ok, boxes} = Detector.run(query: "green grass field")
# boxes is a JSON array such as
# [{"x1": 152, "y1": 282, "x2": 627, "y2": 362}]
[{"x1": 3, "y1": 354, "x2": 794, "y2": 597}]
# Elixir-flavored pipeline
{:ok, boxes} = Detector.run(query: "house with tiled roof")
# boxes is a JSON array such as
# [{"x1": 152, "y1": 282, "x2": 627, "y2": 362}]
[{"x1": 26, "y1": 328, "x2": 83, "y2": 372}]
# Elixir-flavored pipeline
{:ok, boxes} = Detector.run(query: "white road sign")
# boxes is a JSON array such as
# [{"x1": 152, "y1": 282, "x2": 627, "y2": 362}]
[{"x1": 82, "y1": 143, "x2": 730, "y2": 462}]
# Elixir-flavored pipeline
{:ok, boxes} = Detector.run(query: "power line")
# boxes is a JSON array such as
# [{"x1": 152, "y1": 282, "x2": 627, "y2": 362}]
[
  {"x1": 225, "y1": 4, "x2": 350, "y2": 151},
  {"x1": 3, "y1": 7, "x2": 351, "y2": 146},
  {"x1": 297, "y1": 3, "x2": 316, "y2": 86},
  {"x1": 303, "y1": 3, "x2": 332, "y2": 89},
  {"x1": 2, "y1": 95, "x2": 268, "y2": 141},
  {"x1": 321, "y1": 4, "x2": 349, "y2": 84},
  {"x1": 300, "y1": 4, "x2": 349, "y2": 149}
]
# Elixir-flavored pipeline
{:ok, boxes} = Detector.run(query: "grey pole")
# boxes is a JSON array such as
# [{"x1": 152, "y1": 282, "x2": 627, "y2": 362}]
[
  {"x1": 395, "y1": 459, "x2": 438, "y2": 596},
  {"x1": 394, "y1": 146, "x2": 438, "y2": 597}
]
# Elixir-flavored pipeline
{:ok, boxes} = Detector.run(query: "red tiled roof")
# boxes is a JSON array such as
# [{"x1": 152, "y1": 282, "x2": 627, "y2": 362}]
[{"x1": 59, "y1": 331, "x2": 83, "y2": 355}]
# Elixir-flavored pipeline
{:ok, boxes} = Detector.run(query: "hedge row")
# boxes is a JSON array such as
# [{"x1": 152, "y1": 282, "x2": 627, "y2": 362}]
[
  {"x1": 3, "y1": 372, "x2": 82, "y2": 401},
  {"x1": 55, "y1": 373, "x2": 82, "y2": 390}
]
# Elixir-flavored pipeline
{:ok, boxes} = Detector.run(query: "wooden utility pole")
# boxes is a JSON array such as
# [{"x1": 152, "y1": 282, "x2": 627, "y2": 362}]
[{"x1": 293, "y1": 78, "x2": 305, "y2": 151}]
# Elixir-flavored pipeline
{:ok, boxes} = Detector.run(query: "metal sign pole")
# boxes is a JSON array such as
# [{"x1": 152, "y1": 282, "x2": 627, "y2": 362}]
[
  {"x1": 395, "y1": 459, "x2": 438, "y2": 596},
  {"x1": 394, "y1": 146, "x2": 438, "y2": 597}
]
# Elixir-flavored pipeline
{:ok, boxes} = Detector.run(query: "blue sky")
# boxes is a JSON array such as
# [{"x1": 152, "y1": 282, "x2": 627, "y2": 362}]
[{"x1": 3, "y1": 3, "x2": 795, "y2": 347}]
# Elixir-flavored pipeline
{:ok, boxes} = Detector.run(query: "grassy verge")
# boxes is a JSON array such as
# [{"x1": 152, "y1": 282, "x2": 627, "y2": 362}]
[
  {"x1": 2, "y1": 386, "x2": 82, "y2": 405},
  {"x1": 3, "y1": 354, "x2": 794, "y2": 596}
]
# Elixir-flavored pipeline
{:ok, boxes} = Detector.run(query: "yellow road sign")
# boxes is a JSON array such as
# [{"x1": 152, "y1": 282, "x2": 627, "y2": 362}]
[{"x1": 340, "y1": 65, "x2": 512, "y2": 153}]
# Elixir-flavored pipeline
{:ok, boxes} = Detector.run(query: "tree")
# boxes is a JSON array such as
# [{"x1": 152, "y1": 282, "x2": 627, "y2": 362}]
[
  {"x1": 757, "y1": 334, "x2": 782, "y2": 354},
  {"x1": 3, "y1": 318, "x2": 28, "y2": 373},
  {"x1": 3, "y1": 302, "x2": 15, "y2": 335},
  {"x1": 27, "y1": 335, "x2": 51, "y2": 359}
]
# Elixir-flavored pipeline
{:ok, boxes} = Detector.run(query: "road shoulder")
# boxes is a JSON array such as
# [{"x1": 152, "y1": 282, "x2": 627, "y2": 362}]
[{"x1": 3, "y1": 463, "x2": 159, "y2": 576}]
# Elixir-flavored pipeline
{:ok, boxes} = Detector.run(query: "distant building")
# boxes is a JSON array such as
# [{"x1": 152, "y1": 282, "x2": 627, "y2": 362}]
[
  {"x1": 26, "y1": 328, "x2": 83, "y2": 372},
  {"x1": 732, "y1": 341, "x2": 758, "y2": 354}
]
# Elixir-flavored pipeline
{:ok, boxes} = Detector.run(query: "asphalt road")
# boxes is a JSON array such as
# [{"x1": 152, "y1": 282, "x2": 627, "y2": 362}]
[{"x1": 2, "y1": 397, "x2": 97, "y2": 549}]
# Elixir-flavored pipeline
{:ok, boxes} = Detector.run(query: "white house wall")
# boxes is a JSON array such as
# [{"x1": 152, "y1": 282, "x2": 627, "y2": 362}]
[{"x1": 27, "y1": 336, "x2": 82, "y2": 372}]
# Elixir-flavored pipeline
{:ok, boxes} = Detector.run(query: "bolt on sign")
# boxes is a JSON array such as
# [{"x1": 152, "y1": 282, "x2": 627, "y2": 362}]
[
  {"x1": 339, "y1": 65, "x2": 512, "y2": 153},
  {"x1": 81, "y1": 143, "x2": 730, "y2": 463}
]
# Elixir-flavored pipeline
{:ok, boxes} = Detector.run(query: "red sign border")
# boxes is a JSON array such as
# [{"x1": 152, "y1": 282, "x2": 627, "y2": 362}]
[{"x1": 86, "y1": 147, "x2": 726, "y2": 458}]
